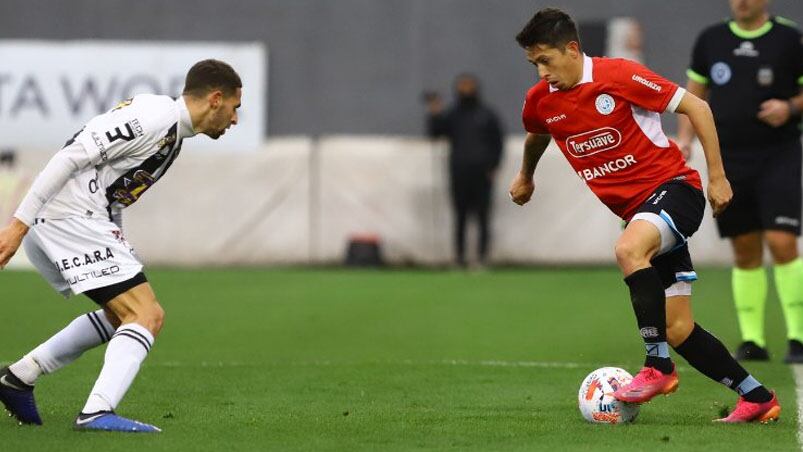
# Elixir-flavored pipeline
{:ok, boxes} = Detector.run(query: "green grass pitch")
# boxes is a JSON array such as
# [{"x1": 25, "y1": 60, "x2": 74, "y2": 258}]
[{"x1": 0, "y1": 268, "x2": 799, "y2": 451}]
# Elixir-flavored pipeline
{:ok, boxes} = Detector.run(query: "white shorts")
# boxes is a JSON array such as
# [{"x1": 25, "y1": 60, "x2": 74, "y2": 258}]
[{"x1": 23, "y1": 217, "x2": 143, "y2": 298}]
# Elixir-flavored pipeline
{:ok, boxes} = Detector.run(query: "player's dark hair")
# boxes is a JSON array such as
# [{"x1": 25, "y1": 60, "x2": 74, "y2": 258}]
[
  {"x1": 453, "y1": 72, "x2": 480, "y2": 88},
  {"x1": 515, "y1": 8, "x2": 581, "y2": 51},
  {"x1": 183, "y1": 59, "x2": 242, "y2": 98}
]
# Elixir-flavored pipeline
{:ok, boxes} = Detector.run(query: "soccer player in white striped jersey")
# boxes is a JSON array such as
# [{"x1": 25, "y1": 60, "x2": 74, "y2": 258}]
[{"x1": 0, "y1": 59, "x2": 241, "y2": 432}]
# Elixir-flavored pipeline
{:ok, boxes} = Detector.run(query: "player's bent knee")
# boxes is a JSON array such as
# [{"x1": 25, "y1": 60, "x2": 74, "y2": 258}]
[
  {"x1": 614, "y1": 240, "x2": 647, "y2": 272},
  {"x1": 111, "y1": 296, "x2": 165, "y2": 336},
  {"x1": 103, "y1": 307, "x2": 123, "y2": 329},
  {"x1": 613, "y1": 241, "x2": 632, "y2": 265},
  {"x1": 144, "y1": 302, "x2": 165, "y2": 337}
]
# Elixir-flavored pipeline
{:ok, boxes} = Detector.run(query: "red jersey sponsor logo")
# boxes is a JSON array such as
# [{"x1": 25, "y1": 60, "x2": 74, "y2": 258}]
[
  {"x1": 577, "y1": 155, "x2": 637, "y2": 181},
  {"x1": 565, "y1": 127, "x2": 622, "y2": 158}
]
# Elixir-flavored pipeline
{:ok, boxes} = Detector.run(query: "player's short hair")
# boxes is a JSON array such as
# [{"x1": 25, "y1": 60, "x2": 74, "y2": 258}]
[
  {"x1": 515, "y1": 8, "x2": 581, "y2": 51},
  {"x1": 454, "y1": 72, "x2": 480, "y2": 87},
  {"x1": 182, "y1": 59, "x2": 242, "y2": 98}
]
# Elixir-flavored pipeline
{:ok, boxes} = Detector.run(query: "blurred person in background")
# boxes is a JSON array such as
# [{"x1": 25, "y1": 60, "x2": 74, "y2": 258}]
[
  {"x1": 678, "y1": 0, "x2": 803, "y2": 362},
  {"x1": 605, "y1": 17, "x2": 644, "y2": 63},
  {"x1": 0, "y1": 150, "x2": 30, "y2": 226},
  {"x1": 425, "y1": 74, "x2": 504, "y2": 268}
]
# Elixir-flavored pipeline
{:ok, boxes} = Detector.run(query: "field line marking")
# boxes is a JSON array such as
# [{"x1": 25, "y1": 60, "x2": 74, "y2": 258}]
[
  {"x1": 792, "y1": 364, "x2": 803, "y2": 450},
  {"x1": 144, "y1": 359, "x2": 667, "y2": 371},
  {"x1": 3, "y1": 357, "x2": 689, "y2": 373},
  {"x1": 148, "y1": 359, "x2": 589, "y2": 369},
  {"x1": 440, "y1": 359, "x2": 583, "y2": 369}
]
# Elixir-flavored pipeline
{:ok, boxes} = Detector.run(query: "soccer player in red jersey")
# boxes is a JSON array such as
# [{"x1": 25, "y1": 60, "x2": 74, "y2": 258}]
[{"x1": 508, "y1": 8, "x2": 779, "y2": 423}]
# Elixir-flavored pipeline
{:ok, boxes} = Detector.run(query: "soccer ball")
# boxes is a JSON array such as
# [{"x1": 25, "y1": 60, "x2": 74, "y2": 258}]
[{"x1": 577, "y1": 367, "x2": 640, "y2": 424}]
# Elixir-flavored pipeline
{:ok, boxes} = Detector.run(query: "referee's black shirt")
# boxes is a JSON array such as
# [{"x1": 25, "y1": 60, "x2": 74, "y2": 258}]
[{"x1": 688, "y1": 17, "x2": 803, "y2": 150}]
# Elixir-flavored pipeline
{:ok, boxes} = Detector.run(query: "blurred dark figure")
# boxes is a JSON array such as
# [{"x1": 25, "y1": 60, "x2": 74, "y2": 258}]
[
  {"x1": 425, "y1": 74, "x2": 504, "y2": 267},
  {"x1": 0, "y1": 150, "x2": 15, "y2": 168},
  {"x1": 0, "y1": 149, "x2": 26, "y2": 225}
]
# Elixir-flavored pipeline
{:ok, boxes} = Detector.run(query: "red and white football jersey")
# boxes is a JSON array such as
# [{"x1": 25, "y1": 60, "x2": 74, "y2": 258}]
[{"x1": 522, "y1": 55, "x2": 702, "y2": 220}]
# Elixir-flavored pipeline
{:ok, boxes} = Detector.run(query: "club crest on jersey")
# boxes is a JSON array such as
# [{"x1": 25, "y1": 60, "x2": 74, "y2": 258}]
[
  {"x1": 157, "y1": 134, "x2": 177, "y2": 150},
  {"x1": 565, "y1": 127, "x2": 622, "y2": 158},
  {"x1": 711, "y1": 62, "x2": 731, "y2": 85},
  {"x1": 757, "y1": 66, "x2": 773, "y2": 87},
  {"x1": 595, "y1": 94, "x2": 615, "y2": 115}
]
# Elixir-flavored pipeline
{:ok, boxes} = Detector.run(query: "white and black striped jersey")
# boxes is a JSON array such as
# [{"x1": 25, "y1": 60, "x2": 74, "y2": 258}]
[{"x1": 37, "y1": 94, "x2": 196, "y2": 223}]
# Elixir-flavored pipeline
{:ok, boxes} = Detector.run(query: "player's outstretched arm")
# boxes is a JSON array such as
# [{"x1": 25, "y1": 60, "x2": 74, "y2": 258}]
[
  {"x1": 509, "y1": 132, "x2": 551, "y2": 206},
  {"x1": 674, "y1": 91, "x2": 732, "y2": 217}
]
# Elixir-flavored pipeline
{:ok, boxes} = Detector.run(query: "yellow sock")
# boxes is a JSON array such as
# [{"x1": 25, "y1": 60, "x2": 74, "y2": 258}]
[
  {"x1": 732, "y1": 267, "x2": 767, "y2": 347},
  {"x1": 774, "y1": 258, "x2": 803, "y2": 342}
]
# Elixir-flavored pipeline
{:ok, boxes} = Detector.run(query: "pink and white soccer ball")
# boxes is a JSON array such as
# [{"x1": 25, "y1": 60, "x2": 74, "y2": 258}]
[{"x1": 577, "y1": 367, "x2": 640, "y2": 424}]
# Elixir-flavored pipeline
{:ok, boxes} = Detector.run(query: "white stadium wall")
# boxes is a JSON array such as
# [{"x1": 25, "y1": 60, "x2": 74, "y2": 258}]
[
  {"x1": 5, "y1": 136, "x2": 739, "y2": 268},
  {"x1": 0, "y1": 40, "x2": 266, "y2": 152},
  {"x1": 3, "y1": 1, "x2": 801, "y2": 137}
]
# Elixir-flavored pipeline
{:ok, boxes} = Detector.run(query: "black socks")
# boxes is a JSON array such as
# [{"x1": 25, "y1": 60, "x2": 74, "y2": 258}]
[
  {"x1": 624, "y1": 267, "x2": 673, "y2": 374},
  {"x1": 674, "y1": 323, "x2": 772, "y2": 403},
  {"x1": 623, "y1": 267, "x2": 771, "y2": 403}
]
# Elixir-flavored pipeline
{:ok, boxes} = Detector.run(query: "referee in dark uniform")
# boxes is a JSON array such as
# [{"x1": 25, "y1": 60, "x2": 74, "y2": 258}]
[{"x1": 678, "y1": 0, "x2": 803, "y2": 363}]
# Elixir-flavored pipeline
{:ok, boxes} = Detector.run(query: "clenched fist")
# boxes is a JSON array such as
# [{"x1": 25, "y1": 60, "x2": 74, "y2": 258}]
[
  {"x1": 707, "y1": 175, "x2": 733, "y2": 217},
  {"x1": 509, "y1": 172, "x2": 535, "y2": 206}
]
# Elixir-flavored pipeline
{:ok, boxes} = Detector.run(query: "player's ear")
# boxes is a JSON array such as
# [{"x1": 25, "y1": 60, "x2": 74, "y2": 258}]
[
  {"x1": 566, "y1": 41, "x2": 581, "y2": 58},
  {"x1": 208, "y1": 90, "x2": 223, "y2": 109}
]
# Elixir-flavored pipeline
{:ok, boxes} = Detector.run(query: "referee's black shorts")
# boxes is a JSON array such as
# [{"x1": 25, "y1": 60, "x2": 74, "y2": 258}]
[{"x1": 716, "y1": 140, "x2": 802, "y2": 238}]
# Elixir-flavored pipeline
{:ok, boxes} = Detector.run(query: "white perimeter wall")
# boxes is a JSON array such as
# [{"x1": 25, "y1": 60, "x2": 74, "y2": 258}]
[{"x1": 6, "y1": 136, "x2": 737, "y2": 267}]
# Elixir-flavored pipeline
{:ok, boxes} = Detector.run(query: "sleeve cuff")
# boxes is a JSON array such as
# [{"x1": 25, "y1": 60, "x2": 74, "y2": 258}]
[
  {"x1": 13, "y1": 192, "x2": 43, "y2": 227},
  {"x1": 686, "y1": 69, "x2": 709, "y2": 85},
  {"x1": 665, "y1": 87, "x2": 686, "y2": 113},
  {"x1": 13, "y1": 215, "x2": 33, "y2": 228}
]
